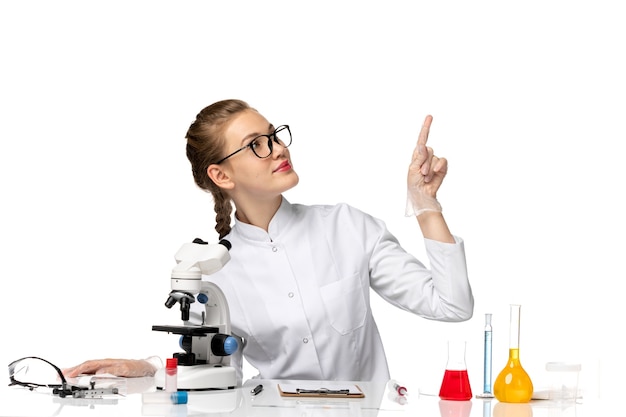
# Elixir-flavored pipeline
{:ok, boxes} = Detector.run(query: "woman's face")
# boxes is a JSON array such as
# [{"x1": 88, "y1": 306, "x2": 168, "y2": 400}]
[{"x1": 218, "y1": 109, "x2": 299, "y2": 200}]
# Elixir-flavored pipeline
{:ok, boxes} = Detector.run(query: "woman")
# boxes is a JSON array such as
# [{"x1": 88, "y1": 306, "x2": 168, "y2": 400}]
[{"x1": 64, "y1": 99, "x2": 473, "y2": 383}]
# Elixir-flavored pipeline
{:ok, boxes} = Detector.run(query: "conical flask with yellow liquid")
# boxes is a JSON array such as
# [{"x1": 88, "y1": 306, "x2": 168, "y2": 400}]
[{"x1": 494, "y1": 304, "x2": 534, "y2": 403}]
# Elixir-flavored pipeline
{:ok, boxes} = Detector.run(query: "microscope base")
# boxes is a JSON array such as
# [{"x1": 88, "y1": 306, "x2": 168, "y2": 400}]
[{"x1": 154, "y1": 365, "x2": 236, "y2": 391}]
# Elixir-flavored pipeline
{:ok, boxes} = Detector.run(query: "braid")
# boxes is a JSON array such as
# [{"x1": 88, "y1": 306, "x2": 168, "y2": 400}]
[
  {"x1": 185, "y1": 99, "x2": 252, "y2": 237},
  {"x1": 213, "y1": 187, "x2": 233, "y2": 239}
]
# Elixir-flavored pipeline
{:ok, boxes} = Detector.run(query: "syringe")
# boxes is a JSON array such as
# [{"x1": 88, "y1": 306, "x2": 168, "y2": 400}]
[{"x1": 387, "y1": 379, "x2": 407, "y2": 396}]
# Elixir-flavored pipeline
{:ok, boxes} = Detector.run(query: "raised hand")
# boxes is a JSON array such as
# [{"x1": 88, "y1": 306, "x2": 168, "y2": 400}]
[{"x1": 406, "y1": 115, "x2": 447, "y2": 217}]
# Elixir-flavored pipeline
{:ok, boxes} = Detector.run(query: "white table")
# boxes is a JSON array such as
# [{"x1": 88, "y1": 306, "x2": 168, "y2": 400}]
[{"x1": 0, "y1": 377, "x2": 609, "y2": 416}]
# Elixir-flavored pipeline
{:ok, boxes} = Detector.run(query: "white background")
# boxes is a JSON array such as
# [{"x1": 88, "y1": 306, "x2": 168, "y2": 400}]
[{"x1": 1, "y1": 0, "x2": 623, "y2": 401}]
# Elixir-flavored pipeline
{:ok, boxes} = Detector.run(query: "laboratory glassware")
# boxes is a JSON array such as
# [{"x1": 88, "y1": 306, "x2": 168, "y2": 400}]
[
  {"x1": 476, "y1": 313, "x2": 494, "y2": 398},
  {"x1": 142, "y1": 391, "x2": 188, "y2": 404},
  {"x1": 545, "y1": 362, "x2": 581, "y2": 401},
  {"x1": 493, "y1": 304, "x2": 534, "y2": 403},
  {"x1": 439, "y1": 340, "x2": 473, "y2": 401},
  {"x1": 165, "y1": 357, "x2": 178, "y2": 392}
]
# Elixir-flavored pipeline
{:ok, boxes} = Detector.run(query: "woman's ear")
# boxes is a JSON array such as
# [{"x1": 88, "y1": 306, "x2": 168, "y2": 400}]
[{"x1": 207, "y1": 164, "x2": 235, "y2": 190}]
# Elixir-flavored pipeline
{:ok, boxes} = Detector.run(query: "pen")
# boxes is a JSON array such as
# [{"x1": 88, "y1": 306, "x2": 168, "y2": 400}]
[{"x1": 251, "y1": 384, "x2": 263, "y2": 395}]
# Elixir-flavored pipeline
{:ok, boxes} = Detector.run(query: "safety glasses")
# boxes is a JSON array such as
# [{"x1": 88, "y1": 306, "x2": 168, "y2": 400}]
[{"x1": 7, "y1": 356, "x2": 81, "y2": 397}]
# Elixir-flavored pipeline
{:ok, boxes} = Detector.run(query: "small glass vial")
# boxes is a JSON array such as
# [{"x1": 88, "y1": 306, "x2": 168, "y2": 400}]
[
  {"x1": 142, "y1": 391, "x2": 188, "y2": 404},
  {"x1": 165, "y1": 357, "x2": 178, "y2": 392}
]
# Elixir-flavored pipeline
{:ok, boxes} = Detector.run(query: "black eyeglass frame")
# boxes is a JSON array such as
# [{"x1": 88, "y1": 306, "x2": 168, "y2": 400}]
[
  {"x1": 8, "y1": 356, "x2": 82, "y2": 397},
  {"x1": 213, "y1": 125, "x2": 291, "y2": 165}
]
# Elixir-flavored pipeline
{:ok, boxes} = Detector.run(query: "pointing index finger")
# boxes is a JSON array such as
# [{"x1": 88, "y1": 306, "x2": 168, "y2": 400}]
[{"x1": 418, "y1": 115, "x2": 433, "y2": 146}]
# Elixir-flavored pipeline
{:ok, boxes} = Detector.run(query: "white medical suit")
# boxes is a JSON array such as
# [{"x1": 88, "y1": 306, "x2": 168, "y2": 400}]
[{"x1": 198, "y1": 197, "x2": 473, "y2": 384}]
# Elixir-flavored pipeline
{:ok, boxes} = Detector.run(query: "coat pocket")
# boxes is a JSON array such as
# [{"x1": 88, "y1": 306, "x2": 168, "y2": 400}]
[{"x1": 319, "y1": 273, "x2": 367, "y2": 335}]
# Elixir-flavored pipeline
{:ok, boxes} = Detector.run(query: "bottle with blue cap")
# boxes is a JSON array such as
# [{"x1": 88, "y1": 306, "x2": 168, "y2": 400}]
[{"x1": 142, "y1": 391, "x2": 188, "y2": 405}]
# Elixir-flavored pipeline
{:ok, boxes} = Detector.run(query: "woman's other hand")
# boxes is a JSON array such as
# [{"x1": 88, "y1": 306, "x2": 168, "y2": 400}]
[{"x1": 63, "y1": 358, "x2": 157, "y2": 378}]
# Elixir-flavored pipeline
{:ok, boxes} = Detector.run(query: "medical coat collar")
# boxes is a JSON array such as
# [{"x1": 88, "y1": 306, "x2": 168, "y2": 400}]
[{"x1": 233, "y1": 196, "x2": 293, "y2": 242}]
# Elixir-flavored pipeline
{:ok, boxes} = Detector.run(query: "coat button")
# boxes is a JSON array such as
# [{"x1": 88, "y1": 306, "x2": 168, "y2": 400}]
[{"x1": 302, "y1": 338, "x2": 309, "y2": 344}]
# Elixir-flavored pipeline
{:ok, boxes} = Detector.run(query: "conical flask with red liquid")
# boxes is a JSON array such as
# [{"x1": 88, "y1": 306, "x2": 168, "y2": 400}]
[{"x1": 439, "y1": 340, "x2": 473, "y2": 401}]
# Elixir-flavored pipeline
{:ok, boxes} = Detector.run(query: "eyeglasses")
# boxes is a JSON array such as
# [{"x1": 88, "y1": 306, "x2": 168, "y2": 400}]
[
  {"x1": 8, "y1": 356, "x2": 80, "y2": 397},
  {"x1": 213, "y1": 125, "x2": 292, "y2": 164}
]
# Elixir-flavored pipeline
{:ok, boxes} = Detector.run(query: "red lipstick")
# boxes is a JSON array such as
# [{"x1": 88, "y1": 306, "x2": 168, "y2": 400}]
[{"x1": 274, "y1": 160, "x2": 292, "y2": 173}]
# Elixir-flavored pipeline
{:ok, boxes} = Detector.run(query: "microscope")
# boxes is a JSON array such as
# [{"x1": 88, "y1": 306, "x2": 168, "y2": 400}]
[{"x1": 152, "y1": 238, "x2": 238, "y2": 391}]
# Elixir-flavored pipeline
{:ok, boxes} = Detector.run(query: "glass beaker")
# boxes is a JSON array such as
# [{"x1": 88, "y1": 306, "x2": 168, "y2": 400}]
[
  {"x1": 493, "y1": 304, "x2": 534, "y2": 403},
  {"x1": 439, "y1": 340, "x2": 473, "y2": 401}
]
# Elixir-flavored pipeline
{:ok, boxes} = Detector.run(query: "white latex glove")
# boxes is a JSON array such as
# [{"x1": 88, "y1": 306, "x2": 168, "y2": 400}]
[
  {"x1": 63, "y1": 357, "x2": 160, "y2": 378},
  {"x1": 405, "y1": 115, "x2": 447, "y2": 217}
]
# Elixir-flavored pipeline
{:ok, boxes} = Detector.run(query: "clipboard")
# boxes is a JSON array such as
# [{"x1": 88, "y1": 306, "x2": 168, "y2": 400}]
[{"x1": 277, "y1": 383, "x2": 365, "y2": 398}]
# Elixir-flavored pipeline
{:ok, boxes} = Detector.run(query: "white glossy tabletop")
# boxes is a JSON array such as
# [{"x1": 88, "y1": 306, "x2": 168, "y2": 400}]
[{"x1": 0, "y1": 377, "x2": 607, "y2": 416}]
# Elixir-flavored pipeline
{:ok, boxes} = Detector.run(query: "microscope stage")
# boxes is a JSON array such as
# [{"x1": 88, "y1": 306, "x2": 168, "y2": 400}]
[{"x1": 152, "y1": 325, "x2": 219, "y2": 335}]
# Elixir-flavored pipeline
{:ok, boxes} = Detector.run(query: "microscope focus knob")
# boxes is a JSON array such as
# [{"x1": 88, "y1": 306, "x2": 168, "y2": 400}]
[{"x1": 211, "y1": 334, "x2": 239, "y2": 356}]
